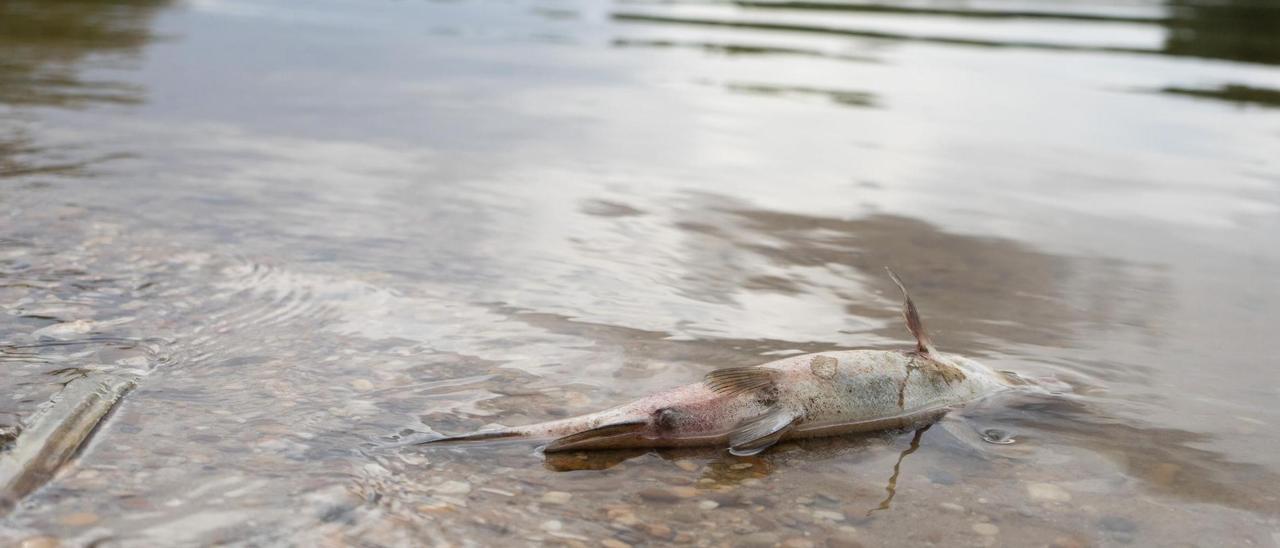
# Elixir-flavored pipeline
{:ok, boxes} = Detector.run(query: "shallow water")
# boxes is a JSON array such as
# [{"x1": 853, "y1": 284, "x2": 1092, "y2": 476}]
[{"x1": 2, "y1": 0, "x2": 1279, "y2": 545}]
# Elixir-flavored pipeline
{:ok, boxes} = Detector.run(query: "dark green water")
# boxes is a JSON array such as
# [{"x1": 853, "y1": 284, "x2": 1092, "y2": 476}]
[{"x1": 2, "y1": 0, "x2": 1279, "y2": 545}]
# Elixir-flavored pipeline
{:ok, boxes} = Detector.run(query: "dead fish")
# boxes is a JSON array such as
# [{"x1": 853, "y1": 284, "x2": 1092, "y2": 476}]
[{"x1": 421, "y1": 268, "x2": 1013, "y2": 456}]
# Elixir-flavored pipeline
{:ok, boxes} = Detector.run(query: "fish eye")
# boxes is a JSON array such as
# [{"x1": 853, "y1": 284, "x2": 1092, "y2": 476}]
[{"x1": 653, "y1": 407, "x2": 682, "y2": 430}]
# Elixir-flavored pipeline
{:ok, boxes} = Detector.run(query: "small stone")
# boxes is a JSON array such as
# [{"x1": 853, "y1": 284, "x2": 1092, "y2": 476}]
[
  {"x1": 826, "y1": 533, "x2": 863, "y2": 548},
  {"x1": 350, "y1": 379, "x2": 374, "y2": 391},
  {"x1": 1149, "y1": 463, "x2": 1181, "y2": 486},
  {"x1": 972, "y1": 523, "x2": 1000, "y2": 536},
  {"x1": 19, "y1": 536, "x2": 60, "y2": 548},
  {"x1": 1050, "y1": 535, "x2": 1088, "y2": 548},
  {"x1": 1027, "y1": 482, "x2": 1071, "y2": 502},
  {"x1": 1098, "y1": 516, "x2": 1138, "y2": 533},
  {"x1": 542, "y1": 520, "x2": 563, "y2": 532},
  {"x1": 738, "y1": 532, "x2": 781, "y2": 548},
  {"x1": 34, "y1": 320, "x2": 94, "y2": 339},
  {"x1": 644, "y1": 523, "x2": 674, "y2": 540},
  {"x1": 940, "y1": 502, "x2": 966, "y2": 513},
  {"x1": 601, "y1": 540, "x2": 631, "y2": 548},
  {"x1": 730, "y1": 462, "x2": 753, "y2": 470},
  {"x1": 674, "y1": 460, "x2": 699, "y2": 472},
  {"x1": 607, "y1": 507, "x2": 640, "y2": 526},
  {"x1": 433, "y1": 480, "x2": 472, "y2": 495},
  {"x1": 751, "y1": 494, "x2": 776, "y2": 508},
  {"x1": 782, "y1": 538, "x2": 815, "y2": 548},
  {"x1": 813, "y1": 510, "x2": 845, "y2": 522},
  {"x1": 709, "y1": 492, "x2": 745, "y2": 507},
  {"x1": 638, "y1": 486, "x2": 697, "y2": 502},
  {"x1": 60, "y1": 512, "x2": 99, "y2": 527},
  {"x1": 698, "y1": 500, "x2": 719, "y2": 510},
  {"x1": 416, "y1": 502, "x2": 454, "y2": 513},
  {"x1": 542, "y1": 491, "x2": 572, "y2": 505},
  {"x1": 670, "y1": 486, "x2": 698, "y2": 497}
]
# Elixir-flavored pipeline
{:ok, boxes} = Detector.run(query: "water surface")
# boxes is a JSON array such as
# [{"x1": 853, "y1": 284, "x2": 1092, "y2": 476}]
[{"x1": 2, "y1": 0, "x2": 1279, "y2": 545}]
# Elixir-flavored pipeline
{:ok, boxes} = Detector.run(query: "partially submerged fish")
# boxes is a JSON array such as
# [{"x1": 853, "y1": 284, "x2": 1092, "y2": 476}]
[{"x1": 422, "y1": 269, "x2": 1012, "y2": 456}]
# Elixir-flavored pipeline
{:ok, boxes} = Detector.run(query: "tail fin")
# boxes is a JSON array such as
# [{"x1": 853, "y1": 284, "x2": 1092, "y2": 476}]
[{"x1": 885, "y1": 267, "x2": 940, "y2": 357}]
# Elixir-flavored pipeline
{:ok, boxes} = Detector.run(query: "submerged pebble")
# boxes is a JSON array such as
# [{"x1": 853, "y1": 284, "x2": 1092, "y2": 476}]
[
  {"x1": 432, "y1": 481, "x2": 472, "y2": 495},
  {"x1": 1027, "y1": 483, "x2": 1072, "y2": 502},
  {"x1": 1098, "y1": 516, "x2": 1138, "y2": 533},
  {"x1": 638, "y1": 486, "x2": 697, "y2": 502},
  {"x1": 643, "y1": 523, "x2": 674, "y2": 540},
  {"x1": 812, "y1": 509, "x2": 845, "y2": 522},
  {"x1": 674, "y1": 460, "x2": 699, "y2": 472},
  {"x1": 1149, "y1": 463, "x2": 1181, "y2": 486},
  {"x1": 59, "y1": 512, "x2": 100, "y2": 527},
  {"x1": 826, "y1": 532, "x2": 863, "y2": 548},
  {"x1": 737, "y1": 532, "x2": 781, "y2": 548},
  {"x1": 972, "y1": 523, "x2": 1000, "y2": 536},
  {"x1": 33, "y1": 320, "x2": 95, "y2": 339},
  {"x1": 607, "y1": 506, "x2": 641, "y2": 526},
  {"x1": 541, "y1": 491, "x2": 572, "y2": 504},
  {"x1": 18, "y1": 536, "x2": 61, "y2": 548},
  {"x1": 1050, "y1": 535, "x2": 1089, "y2": 548}
]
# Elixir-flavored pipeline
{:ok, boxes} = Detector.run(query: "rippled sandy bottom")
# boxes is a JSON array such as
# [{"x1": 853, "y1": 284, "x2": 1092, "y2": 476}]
[{"x1": 2, "y1": 208, "x2": 1276, "y2": 546}]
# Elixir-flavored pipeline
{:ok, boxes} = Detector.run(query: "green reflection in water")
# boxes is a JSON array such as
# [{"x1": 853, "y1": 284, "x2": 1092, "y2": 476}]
[
  {"x1": 1166, "y1": 0, "x2": 1280, "y2": 65},
  {"x1": 0, "y1": 0, "x2": 167, "y2": 179},
  {"x1": 618, "y1": 0, "x2": 1280, "y2": 66},
  {"x1": 0, "y1": 0, "x2": 169, "y2": 108},
  {"x1": 1158, "y1": 83, "x2": 1280, "y2": 108}
]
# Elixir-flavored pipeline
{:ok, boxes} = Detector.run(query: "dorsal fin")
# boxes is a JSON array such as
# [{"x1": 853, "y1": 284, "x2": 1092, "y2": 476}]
[
  {"x1": 704, "y1": 367, "x2": 782, "y2": 398},
  {"x1": 885, "y1": 267, "x2": 940, "y2": 357}
]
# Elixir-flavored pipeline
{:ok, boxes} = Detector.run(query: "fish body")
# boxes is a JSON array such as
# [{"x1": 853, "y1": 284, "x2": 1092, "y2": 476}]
[{"x1": 423, "y1": 270, "x2": 1012, "y2": 456}]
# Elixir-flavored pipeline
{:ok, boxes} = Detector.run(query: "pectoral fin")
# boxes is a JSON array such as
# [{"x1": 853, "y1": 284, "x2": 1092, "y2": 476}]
[
  {"x1": 544, "y1": 420, "x2": 647, "y2": 452},
  {"x1": 728, "y1": 407, "x2": 799, "y2": 456}
]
